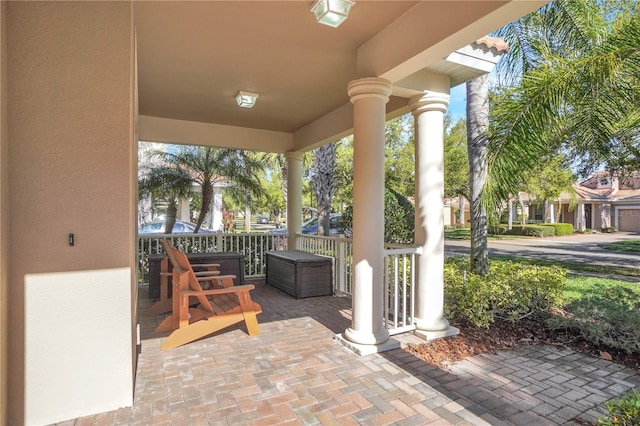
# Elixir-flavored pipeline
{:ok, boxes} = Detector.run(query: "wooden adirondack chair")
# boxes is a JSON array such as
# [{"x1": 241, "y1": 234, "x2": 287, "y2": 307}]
[
  {"x1": 156, "y1": 244, "x2": 261, "y2": 350},
  {"x1": 146, "y1": 240, "x2": 224, "y2": 316}
]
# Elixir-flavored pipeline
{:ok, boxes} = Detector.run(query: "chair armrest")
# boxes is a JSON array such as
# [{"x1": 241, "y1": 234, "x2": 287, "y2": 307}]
[
  {"x1": 182, "y1": 283, "x2": 255, "y2": 297},
  {"x1": 194, "y1": 271, "x2": 221, "y2": 277}
]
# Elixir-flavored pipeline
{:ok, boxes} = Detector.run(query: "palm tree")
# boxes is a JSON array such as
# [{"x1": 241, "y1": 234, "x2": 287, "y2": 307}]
[
  {"x1": 488, "y1": 0, "x2": 640, "y2": 204},
  {"x1": 138, "y1": 164, "x2": 193, "y2": 233},
  {"x1": 444, "y1": 118, "x2": 469, "y2": 226},
  {"x1": 466, "y1": 74, "x2": 491, "y2": 276},
  {"x1": 461, "y1": 0, "x2": 640, "y2": 276},
  {"x1": 310, "y1": 142, "x2": 338, "y2": 235},
  {"x1": 154, "y1": 146, "x2": 264, "y2": 232}
]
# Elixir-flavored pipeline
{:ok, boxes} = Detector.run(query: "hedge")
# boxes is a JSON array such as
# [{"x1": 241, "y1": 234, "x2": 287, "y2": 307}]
[
  {"x1": 505, "y1": 224, "x2": 556, "y2": 237},
  {"x1": 444, "y1": 256, "x2": 566, "y2": 328},
  {"x1": 545, "y1": 223, "x2": 573, "y2": 236}
]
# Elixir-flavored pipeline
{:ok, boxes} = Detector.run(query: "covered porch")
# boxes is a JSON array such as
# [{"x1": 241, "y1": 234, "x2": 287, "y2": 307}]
[
  {"x1": 59, "y1": 279, "x2": 639, "y2": 425},
  {"x1": 2, "y1": 2, "x2": 553, "y2": 424}
]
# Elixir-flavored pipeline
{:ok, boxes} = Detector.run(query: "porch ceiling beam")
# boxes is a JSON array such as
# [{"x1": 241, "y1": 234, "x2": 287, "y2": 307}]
[
  {"x1": 292, "y1": 96, "x2": 408, "y2": 152},
  {"x1": 138, "y1": 115, "x2": 293, "y2": 153},
  {"x1": 357, "y1": 1, "x2": 548, "y2": 86}
]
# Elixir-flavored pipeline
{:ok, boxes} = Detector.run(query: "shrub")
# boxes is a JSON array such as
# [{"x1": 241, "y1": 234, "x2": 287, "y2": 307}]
[
  {"x1": 598, "y1": 389, "x2": 640, "y2": 425},
  {"x1": 444, "y1": 257, "x2": 566, "y2": 328},
  {"x1": 600, "y1": 226, "x2": 618, "y2": 233},
  {"x1": 489, "y1": 224, "x2": 508, "y2": 235},
  {"x1": 340, "y1": 187, "x2": 414, "y2": 245},
  {"x1": 505, "y1": 225, "x2": 556, "y2": 237},
  {"x1": 546, "y1": 284, "x2": 640, "y2": 354},
  {"x1": 546, "y1": 223, "x2": 573, "y2": 236}
]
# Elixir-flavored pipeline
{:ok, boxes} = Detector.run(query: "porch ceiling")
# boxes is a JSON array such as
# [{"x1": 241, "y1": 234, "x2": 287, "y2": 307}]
[{"x1": 134, "y1": 1, "x2": 547, "y2": 151}]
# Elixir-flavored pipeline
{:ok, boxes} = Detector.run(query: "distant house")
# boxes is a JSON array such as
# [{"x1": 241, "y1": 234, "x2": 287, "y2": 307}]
[
  {"x1": 516, "y1": 171, "x2": 640, "y2": 232},
  {"x1": 445, "y1": 196, "x2": 470, "y2": 227}
]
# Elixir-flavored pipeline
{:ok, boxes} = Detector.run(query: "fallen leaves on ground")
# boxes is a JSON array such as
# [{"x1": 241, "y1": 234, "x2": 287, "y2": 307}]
[{"x1": 405, "y1": 316, "x2": 639, "y2": 372}]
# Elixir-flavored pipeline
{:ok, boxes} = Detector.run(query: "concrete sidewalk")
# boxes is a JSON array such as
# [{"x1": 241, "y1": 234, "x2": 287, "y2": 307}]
[{"x1": 59, "y1": 281, "x2": 639, "y2": 425}]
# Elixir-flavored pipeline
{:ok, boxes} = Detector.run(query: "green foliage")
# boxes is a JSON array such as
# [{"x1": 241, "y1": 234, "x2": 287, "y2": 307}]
[
  {"x1": 444, "y1": 227, "x2": 471, "y2": 239},
  {"x1": 444, "y1": 118, "x2": 469, "y2": 199},
  {"x1": 600, "y1": 238, "x2": 640, "y2": 252},
  {"x1": 547, "y1": 283, "x2": 640, "y2": 354},
  {"x1": 385, "y1": 115, "x2": 416, "y2": 198},
  {"x1": 505, "y1": 225, "x2": 556, "y2": 237},
  {"x1": 333, "y1": 137, "x2": 355, "y2": 210},
  {"x1": 575, "y1": 228, "x2": 593, "y2": 234},
  {"x1": 598, "y1": 389, "x2": 640, "y2": 426},
  {"x1": 524, "y1": 156, "x2": 577, "y2": 212},
  {"x1": 600, "y1": 226, "x2": 618, "y2": 233},
  {"x1": 340, "y1": 187, "x2": 414, "y2": 245},
  {"x1": 253, "y1": 169, "x2": 285, "y2": 221},
  {"x1": 546, "y1": 223, "x2": 574, "y2": 236},
  {"x1": 444, "y1": 257, "x2": 566, "y2": 328}
]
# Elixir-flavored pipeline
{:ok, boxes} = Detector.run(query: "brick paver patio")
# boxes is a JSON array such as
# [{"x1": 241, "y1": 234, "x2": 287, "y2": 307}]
[{"x1": 60, "y1": 280, "x2": 639, "y2": 425}]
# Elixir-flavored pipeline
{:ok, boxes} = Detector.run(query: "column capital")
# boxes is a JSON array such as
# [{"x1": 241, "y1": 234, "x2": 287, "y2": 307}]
[
  {"x1": 285, "y1": 150, "x2": 304, "y2": 162},
  {"x1": 408, "y1": 92, "x2": 450, "y2": 115},
  {"x1": 347, "y1": 77, "x2": 392, "y2": 103}
]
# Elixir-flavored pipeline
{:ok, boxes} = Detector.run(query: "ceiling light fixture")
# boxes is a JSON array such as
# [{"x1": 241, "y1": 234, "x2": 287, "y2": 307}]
[
  {"x1": 235, "y1": 91, "x2": 259, "y2": 108},
  {"x1": 311, "y1": 0, "x2": 354, "y2": 28}
]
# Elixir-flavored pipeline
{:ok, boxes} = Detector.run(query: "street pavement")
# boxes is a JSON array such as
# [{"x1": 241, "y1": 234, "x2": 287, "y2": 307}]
[{"x1": 445, "y1": 231, "x2": 640, "y2": 272}]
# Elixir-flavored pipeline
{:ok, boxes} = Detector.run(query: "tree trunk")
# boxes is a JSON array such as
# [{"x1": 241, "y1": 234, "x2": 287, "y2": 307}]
[
  {"x1": 312, "y1": 143, "x2": 337, "y2": 236},
  {"x1": 244, "y1": 189, "x2": 252, "y2": 232},
  {"x1": 467, "y1": 75, "x2": 490, "y2": 276},
  {"x1": 281, "y1": 162, "x2": 288, "y2": 208},
  {"x1": 165, "y1": 201, "x2": 178, "y2": 234},
  {"x1": 458, "y1": 195, "x2": 466, "y2": 226},
  {"x1": 518, "y1": 193, "x2": 527, "y2": 228},
  {"x1": 507, "y1": 198, "x2": 513, "y2": 230},
  {"x1": 194, "y1": 182, "x2": 213, "y2": 232}
]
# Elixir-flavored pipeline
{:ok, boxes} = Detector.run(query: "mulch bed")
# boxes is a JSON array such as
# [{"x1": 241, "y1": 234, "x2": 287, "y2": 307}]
[{"x1": 405, "y1": 316, "x2": 640, "y2": 372}]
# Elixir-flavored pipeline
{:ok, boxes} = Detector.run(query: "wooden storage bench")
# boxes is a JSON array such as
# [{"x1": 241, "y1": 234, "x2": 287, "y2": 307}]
[
  {"x1": 148, "y1": 252, "x2": 245, "y2": 299},
  {"x1": 265, "y1": 250, "x2": 333, "y2": 299}
]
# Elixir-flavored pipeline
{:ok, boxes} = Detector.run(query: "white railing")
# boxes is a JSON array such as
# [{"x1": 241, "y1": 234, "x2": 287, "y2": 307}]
[
  {"x1": 383, "y1": 245, "x2": 420, "y2": 335},
  {"x1": 137, "y1": 232, "x2": 287, "y2": 282},
  {"x1": 296, "y1": 234, "x2": 352, "y2": 296},
  {"x1": 137, "y1": 232, "x2": 419, "y2": 335}
]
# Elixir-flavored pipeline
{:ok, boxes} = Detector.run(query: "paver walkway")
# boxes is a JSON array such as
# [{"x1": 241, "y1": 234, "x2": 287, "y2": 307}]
[{"x1": 60, "y1": 281, "x2": 639, "y2": 425}]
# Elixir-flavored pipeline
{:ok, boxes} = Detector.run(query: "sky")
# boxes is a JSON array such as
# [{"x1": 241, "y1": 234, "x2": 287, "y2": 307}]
[{"x1": 448, "y1": 83, "x2": 467, "y2": 123}]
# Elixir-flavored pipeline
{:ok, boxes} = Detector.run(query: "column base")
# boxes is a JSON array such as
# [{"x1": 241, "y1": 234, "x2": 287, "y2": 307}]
[
  {"x1": 334, "y1": 334, "x2": 400, "y2": 356},
  {"x1": 414, "y1": 325, "x2": 460, "y2": 341}
]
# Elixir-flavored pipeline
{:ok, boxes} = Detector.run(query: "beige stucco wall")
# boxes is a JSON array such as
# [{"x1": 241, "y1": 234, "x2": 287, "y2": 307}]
[
  {"x1": 6, "y1": 2, "x2": 136, "y2": 424},
  {"x1": 0, "y1": 1, "x2": 8, "y2": 424}
]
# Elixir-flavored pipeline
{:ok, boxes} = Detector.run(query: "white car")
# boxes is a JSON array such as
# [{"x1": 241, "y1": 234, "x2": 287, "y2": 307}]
[{"x1": 138, "y1": 221, "x2": 213, "y2": 234}]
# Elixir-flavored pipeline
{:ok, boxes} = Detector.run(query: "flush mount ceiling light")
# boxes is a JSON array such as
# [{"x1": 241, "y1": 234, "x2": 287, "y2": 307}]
[
  {"x1": 311, "y1": 0, "x2": 355, "y2": 28},
  {"x1": 235, "y1": 91, "x2": 259, "y2": 108}
]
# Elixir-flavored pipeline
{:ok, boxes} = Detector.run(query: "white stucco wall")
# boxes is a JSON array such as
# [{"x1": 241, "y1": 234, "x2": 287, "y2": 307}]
[{"x1": 24, "y1": 268, "x2": 133, "y2": 425}]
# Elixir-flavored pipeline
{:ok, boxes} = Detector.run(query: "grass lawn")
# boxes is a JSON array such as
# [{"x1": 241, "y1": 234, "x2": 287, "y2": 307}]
[
  {"x1": 444, "y1": 227, "x2": 521, "y2": 240},
  {"x1": 444, "y1": 228, "x2": 471, "y2": 239},
  {"x1": 598, "y1": 238, "x2": 640, "y2": 252},
  {"x1": 495, "y1": 255, "x2": 640, "y2": 278},
  {"x1": 563, "y1": 274, "x2": 640, "y2": 302}
]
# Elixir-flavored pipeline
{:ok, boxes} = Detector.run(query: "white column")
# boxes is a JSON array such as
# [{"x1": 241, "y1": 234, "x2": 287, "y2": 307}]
[
  {"x1": 285, "y1": 151, "x2": 303, "y2": 250},
  {"x1": 177, "y1": 199, "x2": 191, "y2": 222},
  {"x1": 338, "y1": 77, "x2": 396, "y2": 355},
  {"x1": 409, "y1": 91, "x2": 459, "y2": 340},
  {"x1": 576, "y1": 202, "x2": 585, "y2": 232},
  {"x1": 211, "y1": 188, "x2": 223, "y2": 231}
]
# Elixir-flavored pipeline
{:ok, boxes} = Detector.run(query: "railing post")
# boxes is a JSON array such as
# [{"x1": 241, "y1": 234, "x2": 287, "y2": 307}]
[
  {"x1": 215, "y1": 231, "x2": 224, "y2": 252},
  {"x1": 335, "y1": 235, "x2": 346, "y2": 296}
]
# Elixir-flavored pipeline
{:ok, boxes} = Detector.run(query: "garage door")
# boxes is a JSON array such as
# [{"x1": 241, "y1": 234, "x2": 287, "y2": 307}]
[{"x1": 618, "y1": 208, "x2": 640, "y2": 231}]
